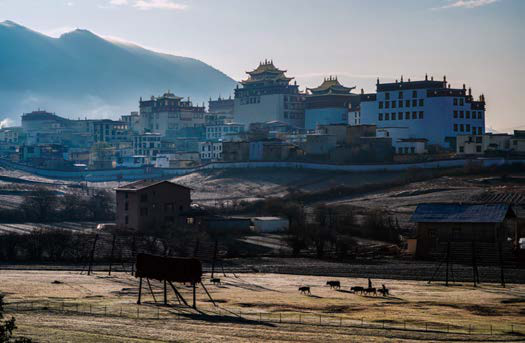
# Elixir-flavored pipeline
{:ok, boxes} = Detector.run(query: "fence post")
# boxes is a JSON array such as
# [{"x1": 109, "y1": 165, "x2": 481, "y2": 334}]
[
  {"x1": 120, "y1": 306, "x2": 122, "y2": 317},
  {"x1": 62, "y1": 302, "x2": 64, "y2": 312},
  {"x1": 319, "y1": 314, "x2": 321, "y2": 325},
  {"x1": 279, "y1": 313, "x2": 282, "y2": 323},
  {"x1": 259, "y1": 313, "x2": 262, "y2": 322},
  {"x1": 299, "y1": 314, "x2": 301, "y2": 323},
  {"x1": 340, "y1": 317, "x2": 342, "y2": 326},
  {"x1": 157, "y1": 308, "x2": 160, "y2": 319},
  {"x1": 425, "y1": 323, "x2": 428, "y2": 332},
  {"x1": 137, "y1": 306, "x2": 139, "y2": 319},
  {"x1": 104, "y1": 306, "x2": 107, "y2": 316},
  {"x1": 361, "y1": 317, "x2": 364, "y2": 327},
  {"x1": 511, "y1": 324, "x2": 514, "y2": 333},
  {"x1": 89, "y1": 304, "x2": 92, "y2": 314},
  {"x1": 382, "y1": 320, "x2": 385, "y2": 329}
]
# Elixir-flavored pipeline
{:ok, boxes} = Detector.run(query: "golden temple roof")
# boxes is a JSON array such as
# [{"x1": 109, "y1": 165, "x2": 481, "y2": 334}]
[{"x1": 307, "y1": 76, "x2": 355, "y2": 95}]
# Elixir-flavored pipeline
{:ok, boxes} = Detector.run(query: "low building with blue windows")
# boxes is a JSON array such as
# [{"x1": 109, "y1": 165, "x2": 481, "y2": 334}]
[
  {"x1": 304, "y1": 76, "x2": 359, "y2": 130},
  {"x1": 359, "y1": 75, "x2": 486, "y2": 149}
]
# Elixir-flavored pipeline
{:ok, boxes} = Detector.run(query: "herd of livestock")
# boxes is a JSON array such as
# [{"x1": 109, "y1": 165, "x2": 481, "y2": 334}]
[{"x1": 298, "y1": 279, "x2": 390, "y2": 296}]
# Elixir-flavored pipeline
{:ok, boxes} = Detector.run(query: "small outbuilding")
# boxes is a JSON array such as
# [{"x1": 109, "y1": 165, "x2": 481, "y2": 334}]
[
  {"x1": 253, "y1": 217, "x2": 289, "y2": 233},
  {"x1": 410, "y1": 203, "x2": 517, "y2": 260}
]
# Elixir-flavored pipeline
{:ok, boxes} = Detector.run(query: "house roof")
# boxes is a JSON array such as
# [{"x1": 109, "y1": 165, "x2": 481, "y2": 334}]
[
  {"x1": 117, "y1": 180, "x2": 191, "y2": 192},
  {"x1": 410, "y1": 203, "x2": 513, "y2": 223}
]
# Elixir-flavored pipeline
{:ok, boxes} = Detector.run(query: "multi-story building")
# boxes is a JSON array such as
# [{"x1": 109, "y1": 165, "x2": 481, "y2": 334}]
[
  {"x1": 205, "y1": 123, "x2": 244, "y2": 141},
  {"x1": 90, "y1": 119, "x2": 129, "y2": 144},
  {"x1": 199, "y1": 141, "x2": 222, "y2": 161},
  {"x1": 0, "y1": 127, "x2": 22, "y2": 144},
  {"x1": 234, "y1": 60, "x2": 305, "y2": 128},
  {"x1": 360, "y1": 75, "x2": 486, "y2": 148},
  {"x1": 116, "y1": 180, "x2": 192, "y2": 231},
  {"x1": 132, "y1": 133, "x2": 161, "y2": 158},
  {"x1": 304, "y1": 76, "x2": 360, "y2": 130},
  {"x1": 456, "y1": 133, "x2": 513, "y2": 155},
  {"x1": 139, "y1": 91, "x2": 206, "y2": 136},
  {"x1": 209, "y1": 96, "x2": 234, "y2": 116},
  {"x1": 121, "y1": 112, "x2": 140, "y2": 133}
]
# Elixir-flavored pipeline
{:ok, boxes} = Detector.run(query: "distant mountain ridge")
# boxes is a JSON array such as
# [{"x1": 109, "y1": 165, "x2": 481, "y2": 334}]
[{"x1": 0, "y1": 21, "x2": 237, "y2": 123}]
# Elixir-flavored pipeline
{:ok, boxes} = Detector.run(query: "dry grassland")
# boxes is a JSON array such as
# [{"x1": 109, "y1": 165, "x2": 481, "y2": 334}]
[{"x1": 1, "y1": 270, "x2": 524, "y2": 342}]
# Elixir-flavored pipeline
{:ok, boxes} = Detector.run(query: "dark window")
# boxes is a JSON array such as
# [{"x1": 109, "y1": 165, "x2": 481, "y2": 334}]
[
  {"x1": 472, "y1": 126, "x2": 477, "y2": 134},
  {"x1": 419, "y1": 99, "x2": 424, "y2": 106},
  {"x1": 460, "y1": 98, "x2": 464, "y2": 106},
  {"x1": 475, "y1": 136, "x2": 482, "y2": 143},
  {"x1": 125, "y1": 202, "x2": 128, "y2": 211},
  {"x1": 459, "y1": 147, "x2": 464, "y2": 153},
  {"x1": 419, "y1": 111, "x2": 424, "y2": 119},
  {"x1": 412, "y1": 90, "x2": 417, "y2": 98},
  {"x1": 391, "y1": 112, "x2": 396, "y2": 120},
  {"x1": 466, "y1": 111, "x2": 470, "y2": 119},
  {"x1": 385, "y1": 113, "x2": 390, "y2": 120},
  {"x1": 379, "y1": 101, "x2": 383, "y2": 109},
  {"x1": 179, "y1": 205, "x2": 183, "y2": 211},
  {"x1": 140, "y1": 194, "x2": 148, "y2": 202},
  {"x1": 406, "y1": 100, "x2": 410, "y2": 107},
  {"x1": 412, "y1": 112, "x2": 417, "y2": 119},
  {"x1": 140, "y1": 207, "x2": 148, "y2": 217},
  {"x1": 125, "y1": 216, "x2": 128, "y2": 224},
  {"x1": 478, "y1": 127, "x2": 482, "y2": 135},
  {"x1": 385, "y1": 92, "x2": 390, "y2": 100},
  {"x1": 392, "y1": 101, "x2": 396, "y2": 108},
  {"x1": 460, "y1": 111, "x2": 464, "y2": 118},
  {"x1": 405, "y1": 112, "x2": 410, "y2": 120},
  {"x1": 453, "y1": 110, "x2": 458, "y2": 118},
  {"x1": 398, "y1": 112, "x2": 403, "y2": 120},
  {"x1": 412, "y1": 99, "x2": 417, "y2": 107},
  {"x1": 125, "y1": 193, "x2": 128, "y2": 199},
  {"x1": 466, "y1": 124, "x2": 470, "y2": 132},
  {"x1": 411, "y1": 147, "x2": 415, "y2": 154},
  {"x1": 399, "y1": 91, "x2": 403, "y2": 99},
  {"x1": 385, "y1": 101, "x2": 390, "y2": 109},
  {"x1": 479, "y1": 112, "x2": 483, "y2": 119},
  {"x1": 460, "y1": 124, "x2": 464, "y2": 132},
  {"x1": 398, "y1": 100, "x2": 403, "y2": 108},
  {"x1": 454, "y1": 124, "x2": 458, "y2": 132},
  {"x1": 453, "y1": 98, "x2": 458, "y2": 106},
  {"x1": 378, "y1": 113, "x2": 383, "y2": 121},
  {"x1": 476, "y1": 145, "x2": 482, "y2": 153}
]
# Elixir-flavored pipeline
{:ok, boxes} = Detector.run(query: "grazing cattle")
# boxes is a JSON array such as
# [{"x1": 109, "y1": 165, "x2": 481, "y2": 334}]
[
  {"x1": 351, "y1": 286, "x2": 364, "y2": 294},
  {"x1": 364, "y1": 287, "x2": 377, "y2": 296},
  {"x1": 378, "y1": 284, "x2": 389, "y2": 296},
  {"x1": 326, "y1": 281, "x2": 341, "y2": 289},
  {"x1": 298, "y1": 286, "x2": 311, "y2": 295},
  {"x1": 210, "y1": 278, "x2": 221, "y2": 285}
]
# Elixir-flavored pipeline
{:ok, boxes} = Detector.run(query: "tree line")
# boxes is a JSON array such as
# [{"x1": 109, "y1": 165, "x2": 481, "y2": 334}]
[{"x1": 0, "y1": 187, "x2": 114, "y2": 223}]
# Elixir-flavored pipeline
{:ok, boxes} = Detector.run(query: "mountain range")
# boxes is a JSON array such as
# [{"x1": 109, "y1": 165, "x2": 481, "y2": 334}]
[{"x1": 0, "y1": 21, "x2": 237, "y2": 124}]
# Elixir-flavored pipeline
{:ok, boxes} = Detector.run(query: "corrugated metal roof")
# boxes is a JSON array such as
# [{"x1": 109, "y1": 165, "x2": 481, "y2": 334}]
[
  {"x1": 410, "y1": 203, "x2": 512, "y2": 223},
  {"x1": 117, "y1": 180, "x2": 190, "y2": 191}
]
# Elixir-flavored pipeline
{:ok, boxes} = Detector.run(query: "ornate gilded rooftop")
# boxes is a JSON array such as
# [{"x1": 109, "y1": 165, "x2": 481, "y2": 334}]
[
  {"x1": 307, "y1": 76, "x2": 355, "y2": 95},
  {"x1": 241, "y1": 59, "x2": 294, "y2": 86}
]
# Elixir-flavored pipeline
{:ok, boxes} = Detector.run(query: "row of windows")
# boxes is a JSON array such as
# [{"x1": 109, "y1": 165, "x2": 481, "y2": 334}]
[
  {"x1": 397, "y1": 147, "x2": 417, "y2": 154},
  {"x1": 378, "y1": 111, "x2": 424, "y2": 121},
  {"x1": 453, "y1": 110, "x2": 483, "y2": 119},
  {"x1": 453, "y1": 98, "x2": 465, "y2": 106},
  {"x1": 379, "y1": 99, "x2": 424, "y2": 109},
  {"x1": 384, "y1": 90, "x2": 419, "y2": 100},
  {"x1": 454, "y1": 124, "x2": 482, "y2": 135},
  {"x1": 240, "y1": 97, "x2": 261, "y2": 105}
]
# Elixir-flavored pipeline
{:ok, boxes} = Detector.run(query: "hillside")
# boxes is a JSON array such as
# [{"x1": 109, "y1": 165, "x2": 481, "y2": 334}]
[{"x1": 0, "y1": 20, "x2": 236, "y2": 121}]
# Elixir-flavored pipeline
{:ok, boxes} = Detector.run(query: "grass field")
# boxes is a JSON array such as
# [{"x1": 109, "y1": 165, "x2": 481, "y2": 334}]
[{"x1": 1, "y1": 270, "x2": 525, "y2": 342}]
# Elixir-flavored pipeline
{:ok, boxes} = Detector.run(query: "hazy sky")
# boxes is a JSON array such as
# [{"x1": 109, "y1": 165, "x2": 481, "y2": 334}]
[{"x1": 1, "y1": 0, "x2": 524, "y2": 132}]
